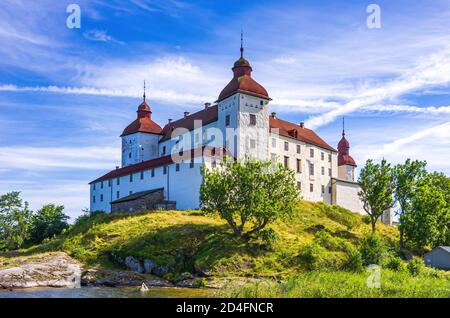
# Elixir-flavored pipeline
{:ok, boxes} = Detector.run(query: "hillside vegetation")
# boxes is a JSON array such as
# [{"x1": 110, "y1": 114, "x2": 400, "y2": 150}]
[{"x1": 2, "y1": 201, "x2": 397, "y2": 278}]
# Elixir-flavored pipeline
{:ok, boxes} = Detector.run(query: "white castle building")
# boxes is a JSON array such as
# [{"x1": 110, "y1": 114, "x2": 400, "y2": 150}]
[{"x1": 89, "y1": 42, "x2": 391, "y2": 224}]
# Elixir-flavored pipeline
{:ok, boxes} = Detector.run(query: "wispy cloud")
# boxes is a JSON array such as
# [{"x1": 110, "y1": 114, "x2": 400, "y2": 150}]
[{"x1": 83, "y1": 29, "x2": 124, "y2": 45}]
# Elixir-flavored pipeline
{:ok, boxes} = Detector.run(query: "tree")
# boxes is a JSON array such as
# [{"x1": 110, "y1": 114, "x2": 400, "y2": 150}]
[
  {"x1": 392, "y1": 159, "x2": 427, "y2": 248},
  {"x1": 402, "y1": 173, "x2": 450, "y2": 248},
  {"x1": 358, "y1": 159, "x2": 394, "y2": 233},
  {"x1": 29, "y1": 204, "x2": 69, "y2": 244},
  {"x1": 200, "y1": 157, "x2": 298, "y2": 240},
  {"x1": 0, "y1": 192, "x2": 32, "y2": 250}
]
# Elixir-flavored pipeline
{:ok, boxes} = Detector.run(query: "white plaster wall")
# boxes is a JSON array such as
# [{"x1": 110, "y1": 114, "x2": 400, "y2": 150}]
[
  {"x1": 122, "y1": 133, "x2": 160, "y2": 167},
  {"x1": 269, "y1": 133, "x2": 337, "y2": 204},
  {"x1": 338, "y1": 165, "x2": 355, "y2": 182},
  {"x1": 218, "y1": 95, "x2": 239, "y2": 157},
  {"x1": 334, "y1": 181, "x2": 365, "y2": 214}
]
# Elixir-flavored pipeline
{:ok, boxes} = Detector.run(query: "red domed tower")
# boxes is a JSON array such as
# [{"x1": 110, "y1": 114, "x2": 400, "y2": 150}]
[
  {"x1": 121, "y1": 82, "x2": 162, "y2": 167},
  {"x1": 337, "y1": 118, "x2": 357, "y2": 181}
]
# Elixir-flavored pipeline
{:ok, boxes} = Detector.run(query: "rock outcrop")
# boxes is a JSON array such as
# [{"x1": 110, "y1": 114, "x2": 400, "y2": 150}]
[{"x1": 0, "y1": 252, "x2": 82, "y2": 289}]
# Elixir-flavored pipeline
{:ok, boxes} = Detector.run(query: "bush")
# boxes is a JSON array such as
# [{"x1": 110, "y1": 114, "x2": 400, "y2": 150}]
[
  {"x1": 407, "y1": 257, "x2": 426, "y2": 276},
  {"x1": 299, "y1": 243, "x2": 346, "y2": 271},
  {"x1": 260, "y1": 228, "x2": 278, "y2": 246},
  {"x1": 359, "y1": 233, "x2": 387, "y2": 265},
  {"x1": 383, "y1": 255, "x2": 407, "y2": 272},
  {"x1": 362, "y1": 215, "x2": 371, "y2": 225},
  {"x1": 318, "y1": 203, "x2": 361, "y2": 230},
  {"x1": 343, "y1": 249, "x2": 364, "y2": 272}
]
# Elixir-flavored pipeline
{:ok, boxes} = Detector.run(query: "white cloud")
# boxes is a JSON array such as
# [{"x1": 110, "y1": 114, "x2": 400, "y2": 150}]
[
  {"x1": 0, "y1": 146, "x2": 120, "y2": 171},
  {"x1": 83, "y1": 29, "x2": 124, "y2": 45}
]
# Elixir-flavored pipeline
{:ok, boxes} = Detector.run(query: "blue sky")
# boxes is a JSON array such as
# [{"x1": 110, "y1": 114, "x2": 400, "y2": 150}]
[{"x1": 1, "y1": 0, "x2": 450, "y2": 220}]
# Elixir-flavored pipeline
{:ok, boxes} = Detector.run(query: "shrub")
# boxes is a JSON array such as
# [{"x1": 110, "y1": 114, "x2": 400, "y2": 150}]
[
  {"x1": 362, "y1": 215, "x2": 371, "y2": 224},
  {"x1": 359, "y1": 233, "x2": 387, "y2": 265},
  {"x1": 343, "y1": 249, "x2": 364, "y2": 272},
  {"x1": 299, "y1": 242, "x2": 347, "y2": 271},
  {"x1": 407, "y1": 257, "x2": 425, "y2": 276},
  {"x1": 260, "y1": 228, "x2": 278, "y2": 246},
  {"x1": 383, "y1": 255, "x2": 407, "y2": 272},
  {"x1": 318, "y1": 203, "x2": 361, "y2": 230}
]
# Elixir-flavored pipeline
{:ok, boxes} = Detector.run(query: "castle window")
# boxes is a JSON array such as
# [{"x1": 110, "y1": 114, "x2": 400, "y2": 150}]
[
  {"x1": 101, "y1": 181, "x2": 103, "y2": 189},
  {"x1": 129, "y1": 174, "x2": 133, "y2": 182},
  {"x1": 297, "y1": 145, "x2": 301, "y2": 154},
  {"x1": 163, "y1": 166, "x2": 167, "y2": 175},
  {"x1": 162, "y1": 146, "x2": 166, "y2": 155},
  {"x1": 249, "y1": 114, "x2": 256, "y2": 126},
  {"x1": 329, "y1": 187, "x2": 332, "y2": 194},
  {"x1": 129, "y1": 153, "x2": 131, "y2": 159},
  {"x1": 260, "y1": 100, "x2": 264, "y2": 106},
  {"x1": 328, "y1": 168, "x2": 331, "y2": 177},
  {"x1": 310, "y1": 149, "x2": 314, "y2": 158},
  {"x1": 108, "y1": 180, "x2": 111, "y2": 187},
  {"x1": 116, "y1": 191, "x2": 120, "y2": 199},
  {"x1": 309, "y1": 163, "x2": 314, "y2": 176},
  {"x1": 151, "y1": 168, "x2": 155, "y2": 177},
  {"x1": 250, "y1": 139, "x2": 256, "y2": 149},
  {"x1": 297, "y1": 182, "x2": 301, "y2": 190},
  {"x1": 321, "y1": 185, "x2": 325, "y2": 194},
  {"x1": 328, "y1": 154, "x2": 332, "y2": 162},
  {"x1": 100, "y1": 194, "x2": 103, "y2": 202},
  {"x1": 272, "y1": 138, "x2": 276, "y2": 148},
  {"x1": 93, "y1": 183, "x2": 96, "y2": 190},
  {"x1": 296, "y1": 159, "x2": 302, "y2": 173},
  {"x1": 212, "y1": 160, "x2": 217, "y2": 168},
  {"x1": 93, "y1": 195, "x2": 96, "y2": 203},
  {"x1": 117, "y1": 178, "x2": 120, "y2": 185},
  {"x1": 140, "y1": 171, "x2": 144, "y2": 180},
  {"x1": 284, "y1": 156, "x2": 289, "y2": 168},
  {"x1": 310, "y1": 183, "x2": 314, "y2": 192},
  {"x1": 284, "y1": 141, "x2": 289, "y2": 151},
  {"x1": 225, "y1": 115, "x2": 230, "y2": 126},
  {"x1": 321, "y1": 152, "x2": 325, "y2": 160},
  {"x1": 190, "y1": 159, "x2": 194, "y2": 168},
  {"x1": 176, "y1": 163, "x2": 180, "y2": 171},
  {"x1": 321, "y1": 167, "x2": 325, "y2": 175}
]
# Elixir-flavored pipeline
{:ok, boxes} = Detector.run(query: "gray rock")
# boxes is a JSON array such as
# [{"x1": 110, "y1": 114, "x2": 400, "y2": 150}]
[
  {"x1": 143, "y1": 260, "x2": 156, "y2": 274},
  {"x1": 124, "y1": 256, "x2": 144, "y2": 273},
  {"x1": 153, "y1": 265, "x2": 169, "y2": 277},
  {"x1": 179, "y1": 272, "x2": 194, "y2": 281},
  {"x1": 0, "y1": 252, "x2": 82, "y2": 289},
  {"x1": 81, "y1": 269, "x2": 173, "y2": 287}
]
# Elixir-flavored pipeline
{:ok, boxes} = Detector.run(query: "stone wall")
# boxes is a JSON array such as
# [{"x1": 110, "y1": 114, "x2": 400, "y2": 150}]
[{"x1": 111, "y1": 189, "x2": 164, "y2": 213}]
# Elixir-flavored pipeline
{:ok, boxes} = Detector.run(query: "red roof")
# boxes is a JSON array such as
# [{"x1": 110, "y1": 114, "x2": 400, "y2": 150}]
[
  {"x1": 159, "y1": 105, "x2": 218, "y2": 142},
  {"x1": 121, "y1": 101, "x2": 163, "y2": 137},
  {"x1": 90, "y1": 146, "x2": 230, "y2": 184},
  {"x1": 217, "y1": 56, "x2": 270, "y2": 102},
  {"x1": 337, "y1": 134, "x2": 356, "y2": 166},
  {"x1": 269, "y1": 117, "x2": 337, "y2": 152}
]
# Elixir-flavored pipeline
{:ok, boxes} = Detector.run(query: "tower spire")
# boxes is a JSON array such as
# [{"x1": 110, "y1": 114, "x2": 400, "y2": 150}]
[
  {"x1": 342, "y1": 117, "x2": 345, "y2": 136},
  {"x1": 240, "y1": 30, "x2": 244, "y2": 58},
  {"x1": 143, "y1": 80, "x2": 146, "y2": 102}
]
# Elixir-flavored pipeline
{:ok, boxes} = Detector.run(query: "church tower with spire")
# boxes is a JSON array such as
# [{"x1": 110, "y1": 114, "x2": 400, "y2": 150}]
[
  {"x1": 120, "y1": 82, "x2": 162, "y2": 167},
  {"x1": 216, "y1": 31, "x2": 272, "y2": 160},
  {"x1": 337, "y1": 118, "x2": 357, "y2": 182}
]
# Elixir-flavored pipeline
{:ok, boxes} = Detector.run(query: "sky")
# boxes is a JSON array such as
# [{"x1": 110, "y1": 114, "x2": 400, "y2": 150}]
[{"x1": 0, "y1": 0, "x2": 449, "y2": 220}]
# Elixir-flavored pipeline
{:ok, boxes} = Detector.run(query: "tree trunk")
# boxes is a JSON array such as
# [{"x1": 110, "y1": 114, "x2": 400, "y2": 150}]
[
  {"x1": 371, "y1": 218, "x2": 376, "y2": 233},
  {"x1": 399, "y1": 215, "x2": 404, "y2": 248}
]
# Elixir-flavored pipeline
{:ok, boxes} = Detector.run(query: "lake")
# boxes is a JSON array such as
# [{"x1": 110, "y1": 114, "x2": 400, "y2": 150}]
[{"x1": 0, "y1": 286, "x2": 213, "y2": 298}]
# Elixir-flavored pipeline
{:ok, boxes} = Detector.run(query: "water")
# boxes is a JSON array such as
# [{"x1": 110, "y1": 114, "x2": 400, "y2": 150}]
[{"x1": 0, "y1": 286, "x2": 213, "y2": 298}]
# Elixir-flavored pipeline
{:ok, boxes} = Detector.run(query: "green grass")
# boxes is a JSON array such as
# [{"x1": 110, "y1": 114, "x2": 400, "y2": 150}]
[
  {"x1": 1, "y1": 201, "x2": 398, "y2": 279},
  {"x1": 221, "y1": 270, "x2": 450, "y2": 298}
]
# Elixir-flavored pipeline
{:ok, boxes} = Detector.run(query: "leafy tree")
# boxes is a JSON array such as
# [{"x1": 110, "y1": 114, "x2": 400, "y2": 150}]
[
  {"x1": 0, "y1": 192, "x2": 32, "y2": 250},
  {"x1": 359, "y1": 233, "x2": 387, "y2": 265},
  {"x1": 200, "y1": 157, "x2": 298, "y2": 240},
  {"x1": 402, "y1": 173, "x2": 450, "y2": 248},
  {"x1": 29, "y1": 204, "x2": 69, "y2": 244},
  {"x1": 358, "y1": 159, "x2": 395, "y2": 233},
  {"x1": 392, "y1": 159, "x2": 427, "y2": 248}
]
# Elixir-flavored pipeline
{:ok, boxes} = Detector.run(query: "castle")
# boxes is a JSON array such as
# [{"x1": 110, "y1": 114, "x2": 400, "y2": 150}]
[{"x1": 89, "y1": 41, "x2": 391, "y2": 225}]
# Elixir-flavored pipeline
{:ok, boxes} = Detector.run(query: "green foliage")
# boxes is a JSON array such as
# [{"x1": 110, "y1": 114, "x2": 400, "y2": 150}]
[
  {"x1": 392, "y1": 159, "x2": 427, "y2": 247},
  {"x1": 200, "y1": 157, "x2": 298, "y2": 240},
  {"x1": 402, "y1": 172, "x2": 450, "y2": 248},
  {"x1": 407, "y1": 257, "x2": 426, "y2": 276},
  {"x1": 223, "y1": 270, "x2": 450, "y2": 298},
  {"x1": 317, "y1": 202, "x2": 361, "y2": 230},
  {"x1": 358, "y1": 159, "x2": 395, "y2": 233},
  {"x1": 0, "y1": 192, "x2": 32, "y2": 250},
  {"x1": 28, "y1": 204, "x2": 69, "y2": 245},
  {"x1": 359, "y1": 233, "x2": 387, "y2": 266},
  {"x1": 383, "y1": 255, "x2": 407, "y2": 272}
]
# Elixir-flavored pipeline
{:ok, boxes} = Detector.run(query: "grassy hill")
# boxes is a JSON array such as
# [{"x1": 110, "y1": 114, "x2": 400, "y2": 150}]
[{"x1": 8, "y1": 201, "x2": 397, "y2": 278}]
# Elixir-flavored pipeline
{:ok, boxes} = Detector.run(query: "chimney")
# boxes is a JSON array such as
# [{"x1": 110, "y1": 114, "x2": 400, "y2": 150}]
[
  {"x1": 299, "y1": 122, "x2": 305, "y2": 128},
  {"x1": 184, "y1": 112, "x2": 190, "y2": 118},
  {"x1": 168, "y1": 118, "x2": 172, "y2": 124},
  {"x1": 271, "y1": 112, "x2": 277, "y2": 118},
  {"x1": 115, "y1": 166, "x2": 120, "y2": 170},
  {"x1": 204, "y1": 102, "x2": 211, "y2": 109}
]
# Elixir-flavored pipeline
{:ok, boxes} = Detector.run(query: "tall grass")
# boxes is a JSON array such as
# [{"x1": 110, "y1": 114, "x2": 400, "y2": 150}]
[{"x1": 223, "y1": 270, "x2": 450, "y2": 298}]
